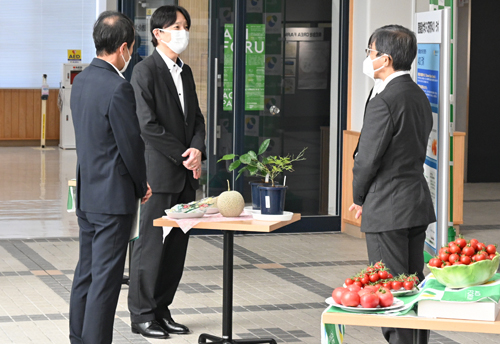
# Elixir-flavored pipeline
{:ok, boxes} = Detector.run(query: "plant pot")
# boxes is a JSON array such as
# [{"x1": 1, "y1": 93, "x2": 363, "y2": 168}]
[
  {"x1": 258, "y1": 185, "x2": 288, "y2": 215},
  {"x1": 249, "y1": 181, "x2": 275, "y2": 210}
]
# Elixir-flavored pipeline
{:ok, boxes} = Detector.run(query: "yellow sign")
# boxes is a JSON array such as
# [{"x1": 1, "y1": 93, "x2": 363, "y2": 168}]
[
  {"x1": 68, "y1": 49, "x2": 82, "y2": 62},
  {"x1": 146, "y1": 8, "x2": 156, "y2": 16}
]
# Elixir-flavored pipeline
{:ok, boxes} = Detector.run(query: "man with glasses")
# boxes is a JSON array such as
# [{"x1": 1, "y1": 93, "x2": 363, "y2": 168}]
[
  {"x1": 127, "y1": 5, "x2": 206, "y2": 339},
  {"x1": 349, "y1": 25, "x2": 435, "y2": 344}
]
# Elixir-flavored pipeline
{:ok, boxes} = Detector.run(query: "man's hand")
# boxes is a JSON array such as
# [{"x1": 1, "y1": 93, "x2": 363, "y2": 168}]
[
  {"x1": 182, "y1": 148, "x2": 202, "y2": 179},
  {"x1": 141, "y1": 183, "x2": 152, "y2": 204},
  {"x1": 349, "y1": 203, "x2": 363, "y2": 219}
]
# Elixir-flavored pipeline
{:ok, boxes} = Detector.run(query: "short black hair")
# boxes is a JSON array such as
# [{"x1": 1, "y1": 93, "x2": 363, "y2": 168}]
[
  {"x1": 150, "y1": 5, "x2": 191, "y2": 47},
  {"x1": 93, "y1": 11, "x2": 135, "y2": 56},
  {"x1": 368, "y1": 25, "x2": 417, "y2": 71}
]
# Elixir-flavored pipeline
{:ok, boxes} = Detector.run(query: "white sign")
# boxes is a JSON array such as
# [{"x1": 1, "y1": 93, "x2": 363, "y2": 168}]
[{"x1": 416, "y1": 10, "x2": 442, "y2": 43}]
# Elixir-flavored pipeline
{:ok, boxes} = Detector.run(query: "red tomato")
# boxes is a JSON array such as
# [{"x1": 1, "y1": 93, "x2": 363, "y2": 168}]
[
  {"x1": 354, "y1": 281, "x2": 363, "y2": 288},
  {"x1": 391, "y1": 281, "x2": 402, "y2": 290},
  {"x1": 448, "y1": 253, "x2": 460, "y2": 263},
  {"x1": 448, "y1": 243, "x2": 461, "y2": 254},
  {"x1": 455, "y1": 237, "x2": 467, "y2": 249},
  {"x1": 378, "y1": 270, "x2": 389, "y2": 280},
  {"x1": 439, "y1": 251, "x2": 450, "y2": 262},
  {"x1": 332, "y1": 287, "x2": 348, "y2": 304},
  {"x1": 347, "y1": 284, "x2": 361, "y2": 293},
  {"x1": 403, "y1": 281, "x2": 414, "y2": 290},
  {"x1": 469, "y1": 239, "x2": 479, "y2": 250},
  {"x1": 439, "y1": 246, "x2": 449, "y2": 255},
  {"x1": 369, "y1": 273, "x2": 380, "y2": 283},
  {"x1": 441, "y1": 261, "x2": 452, "y2": 267},
  {"x1": 366, "y1": 266, "x2": 375, "y2": 273},
  {"x1": 374, "y1": 261, "x2": 385, "y2": 269},
  {"x1": 358, "y1": 288, "x2": 373, "y2": 297},
  {"x1": 476, "y1": 242, "x2": 486, "y2": 251},
  {"x1": 460, "y1": 255, "x2": 471, "y2": 265},
  {"x1": 462, "y1": 245, "x2": 475, "y2": 257},
  {"x1": 486, "y1": 245, "x2": 497, "y2": 255},
  {"x1": 376, "y1": 289, "x2": 394, "y2": 307},
  {"x1": 373, "y1": 283, "x2": 382, "y2": 289},
  {"x1": 360, "y1": 274, "x2": 370, "y2": 285},
  {"x1": 473, "y1": 254, "x2": 485, "y2": 262},
  {"x1": 387, "y1": 273, "x2": 393, "y2": 279},
  {"x1": 480, "y1": 251, "x2": 489, "y2": 260},
  {"x1": 345, "y1": 278, "x2": 354, "y2": 286},
  {"x1": 341, "y1": 291, "x2": 360, "y2": 307},
  {"x1": 382, "y1": 282, "x2": 392, "y2": 290},
  {"x1": 363, "y1": 285, "x2": 378, "y2": 293},
  {"x1": 428, "y1": 258, "x2": 442, "y2": 267},
  {"x1": 360, "y1": 293, "x2": 379, "y2": 308},
  {"x1": 489, "y1": 253, "x2": 497, "y2": 260},
  {"x1": 452, "y1": 261, "x2": 463, "y2": 265},
  {"x1": 448, "y1": 241, "x2": 456, "y2": 248}
]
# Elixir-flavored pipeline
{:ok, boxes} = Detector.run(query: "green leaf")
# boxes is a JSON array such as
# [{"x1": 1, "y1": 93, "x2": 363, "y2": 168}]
[
  {"x1": 247, "y1": 150, "x2": 257, "y2": 160},
  {"x1": 217, "y1": 154, "x2": 236, "y2": 162},
  {"x1": 228, "y1": 160, "x2": 241, "y2": 171},
  {"x1": 258, "y1": 139, "x2": 270, "y2": 155},
  {"x1": 247, "y1": 165, "x2": 258, "y2": 174},
  {"x1": 236, "y1": 166, "x2": 248, "y2": 180},
  {"x1": 239, "y1": 153, "x2": 252, "y2": 164}
]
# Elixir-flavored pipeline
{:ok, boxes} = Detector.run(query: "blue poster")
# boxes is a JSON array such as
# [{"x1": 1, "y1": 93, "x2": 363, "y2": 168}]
[{"x1": 417, "y1": 43, "x2": 440, "y2": 253}]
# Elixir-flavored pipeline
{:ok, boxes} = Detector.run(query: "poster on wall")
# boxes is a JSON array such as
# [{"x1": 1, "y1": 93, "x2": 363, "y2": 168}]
[
  {"x1": 223, "y1": 24, "x2": 265, "y2": 111},
  {"x1": 417, "y1": 43, "x2": 440, "y2": 252},
  {"x1": 297, "y1": 41, "x2": 330, "y2": 89}
]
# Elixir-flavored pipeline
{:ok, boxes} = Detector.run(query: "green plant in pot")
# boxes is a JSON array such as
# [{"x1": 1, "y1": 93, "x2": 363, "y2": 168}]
[
  {"x1": 257, "y1": 148, "x2": 307, "y2": 215},
  {"x1": 218, "y1": 139, "x2": 273, "y2": 210}
]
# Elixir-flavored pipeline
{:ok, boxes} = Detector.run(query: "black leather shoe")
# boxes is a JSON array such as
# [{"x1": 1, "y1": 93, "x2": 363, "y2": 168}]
[
  {"x1": 131, "y1": 320, "x2": 170, "y2": 339},
  {"x1": 157, "y1": 317, "x2": 190, "y2": 334}
]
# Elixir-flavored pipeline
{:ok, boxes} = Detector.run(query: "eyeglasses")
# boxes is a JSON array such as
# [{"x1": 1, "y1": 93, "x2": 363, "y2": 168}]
[{"x1": 365, "y1": 48, "x2": 390, "y2": 58}]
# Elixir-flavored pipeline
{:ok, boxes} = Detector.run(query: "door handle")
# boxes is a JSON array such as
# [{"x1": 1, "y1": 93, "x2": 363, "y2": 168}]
[{"x1": 213, "y1": 58, "x2": 218, "y2": 155}]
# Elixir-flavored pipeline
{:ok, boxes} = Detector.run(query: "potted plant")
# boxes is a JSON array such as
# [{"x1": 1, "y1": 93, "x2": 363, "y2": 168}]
[
  {"x1": 218, "y1": 139, "x2": 307, "y2": 214},
  {"x1": 256, "y1": 148, "x2": 306, "y2": 215},
  {"x1": 218, "y1": 139, "x2": 273, "y2": 210}
]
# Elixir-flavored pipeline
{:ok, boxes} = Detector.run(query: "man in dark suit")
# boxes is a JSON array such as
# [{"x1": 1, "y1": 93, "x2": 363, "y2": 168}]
[
  {"x1": 69, "y1": 11, "x2": 151, "y2": 344},
  {"x1": 127, "y1": 5, "x2": 206, "y2": 339},
  {"x1": 349, "y1": 25, "x2": 436, "y2": 344}
]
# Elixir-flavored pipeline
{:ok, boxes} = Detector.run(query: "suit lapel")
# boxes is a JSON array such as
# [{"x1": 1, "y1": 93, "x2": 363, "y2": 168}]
[{"x1": 152, "y1": 50, "x2": 183, "y2": 115}]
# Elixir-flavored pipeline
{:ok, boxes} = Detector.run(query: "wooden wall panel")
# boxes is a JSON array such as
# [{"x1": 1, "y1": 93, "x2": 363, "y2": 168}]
[
  {"x1": 0, "y1": 89, "x2": 60, "y2": 142},
  {"x1": 179, "y1": 0, "x2": 209, "y2": 117},
  {"x1": 341, "y1": 130, "x2": 466, "y2": 237}
]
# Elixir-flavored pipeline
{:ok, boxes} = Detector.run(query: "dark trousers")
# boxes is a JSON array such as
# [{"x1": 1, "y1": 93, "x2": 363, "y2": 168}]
[
  {"x1": 365, "y1": 225, "x2": 430, "y2": 344},
  {"x1": 128, "y1": 181, "x2": 194, "y2": 323},
  {"x1": 69, "y1": 210, "x2": 134, "y2": 344}
]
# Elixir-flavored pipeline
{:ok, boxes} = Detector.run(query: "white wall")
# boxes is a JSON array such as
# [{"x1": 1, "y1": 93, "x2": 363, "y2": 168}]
[{"x1": 350, "y1": 0, "x2": 428, "y2": 131}]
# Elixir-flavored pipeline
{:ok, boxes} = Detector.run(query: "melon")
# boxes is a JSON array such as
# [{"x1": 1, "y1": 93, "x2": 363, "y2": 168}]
[{"x1": 218, "y1": 180, "x2": 245, "y2": 217}]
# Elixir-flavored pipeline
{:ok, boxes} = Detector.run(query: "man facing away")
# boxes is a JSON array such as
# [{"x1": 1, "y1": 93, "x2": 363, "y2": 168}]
[
  {"x1": 69, "y1": 11, "x2": 151, "y2": 344},
  {"x1": 127, "y1": 5, "x2": 206, "y2": 340},
  {"x1": 349, "y1": 24, "x2": 436, "y2": 344}
]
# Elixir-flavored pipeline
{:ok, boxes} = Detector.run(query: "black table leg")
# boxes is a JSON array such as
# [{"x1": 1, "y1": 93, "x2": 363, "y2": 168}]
[{"x1": 198, "y1": 231, "x2": 277, "y2": 344}]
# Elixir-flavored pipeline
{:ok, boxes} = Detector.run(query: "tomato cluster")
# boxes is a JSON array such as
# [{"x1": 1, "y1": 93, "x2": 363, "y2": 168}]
[
  {"x1": 344, "y1": 261, "x2": 418, "y2": 292},
  {"x1": 428, "y1": 236, "x2": 497, "y2": 268},
  {"x1": 332, "y1": 284, "x2": 394, "y2": 308}
]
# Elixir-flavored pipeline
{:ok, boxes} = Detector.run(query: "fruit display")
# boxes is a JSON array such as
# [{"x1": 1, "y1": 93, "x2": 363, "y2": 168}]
[
  {"x1": 343, "y1": 261, "x2": 419, "y2": 294},
  {"x1": 218, "y1": 180, "x2": 245, "y2": 217},
  {"x1": 427, "y1": 236, "x2": 500, "y2": 288},
  {"x1": 168, "y1": 196, "x2": 217, "y2": 214},
  {"x1": 329, "y1": 261, "x2": 416, "y2": 309}
]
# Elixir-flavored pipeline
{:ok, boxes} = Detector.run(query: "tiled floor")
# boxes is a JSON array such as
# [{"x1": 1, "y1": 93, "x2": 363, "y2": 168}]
[{"x1": 0, "y1": 147, "x2": 499, "y2": 343}]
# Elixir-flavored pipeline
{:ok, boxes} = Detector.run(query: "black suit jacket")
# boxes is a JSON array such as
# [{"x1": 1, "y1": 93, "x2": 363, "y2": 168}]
[
  {"x1": 131, "y1": 50, "x2": 206, "y2": 193},
  {"x1": 71, "y1": 58, "x2": 148, "y2": 214},
  {"x1": 353, "y1": 74, "x2": 436, "y2": 232}
]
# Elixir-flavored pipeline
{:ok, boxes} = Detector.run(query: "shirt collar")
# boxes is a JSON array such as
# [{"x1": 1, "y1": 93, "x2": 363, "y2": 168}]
[
  {"x1": 103, "y1": 59, "x2": 125, "y2": 79},
  {"x1": 156, "y1": 47, "x2": 183, "y2": 72},
  {"x1": 371, "y1": 70, "x2": 410, "y2": 99}
]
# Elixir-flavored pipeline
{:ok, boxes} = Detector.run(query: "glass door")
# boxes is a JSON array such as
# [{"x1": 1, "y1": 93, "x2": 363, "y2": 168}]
[{"x1": 206, "y1": 0, "x2": 338, "y2": 231}]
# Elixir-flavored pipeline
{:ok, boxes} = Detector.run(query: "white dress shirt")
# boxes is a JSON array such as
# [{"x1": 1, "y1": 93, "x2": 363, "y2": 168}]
[
  {"x1": 156, "y1": 47, "x2": 185, "y2": 114},
  {"x1": 103, "y1": 59, "x2": 125, "y2": 79},
  {"x1": 370, "y1": 70, "x2": 410, "y2": 100}
]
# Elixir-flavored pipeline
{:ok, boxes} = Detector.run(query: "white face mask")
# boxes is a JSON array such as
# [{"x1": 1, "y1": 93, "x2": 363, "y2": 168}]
[
  {"x1": 120, "y1": 47, "x2": 131, "y2": 73},
  {"x1": 363, "y1": 54, "x2": 386, "y2": 80},
  {"x1": 160, "y1": 29, "x2": 189, "y2": 54}
]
